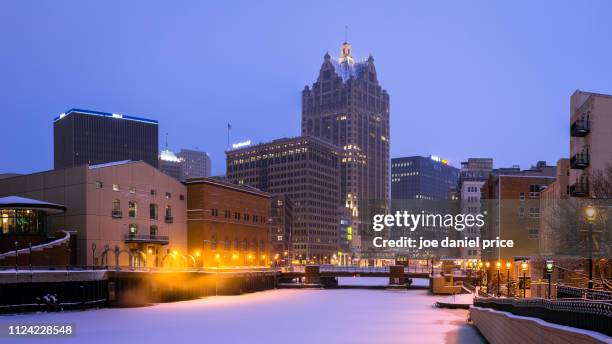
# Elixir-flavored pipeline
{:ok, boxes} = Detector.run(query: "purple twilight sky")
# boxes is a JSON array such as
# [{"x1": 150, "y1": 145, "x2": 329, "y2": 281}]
[{"x1": 1, "y1": 1, "x2": 612, "y2": 175}]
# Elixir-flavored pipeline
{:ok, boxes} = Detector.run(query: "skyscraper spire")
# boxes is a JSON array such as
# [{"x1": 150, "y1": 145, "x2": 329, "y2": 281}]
[{"x1": 345, "y1": 25, "x2": 348, "y2": 43}]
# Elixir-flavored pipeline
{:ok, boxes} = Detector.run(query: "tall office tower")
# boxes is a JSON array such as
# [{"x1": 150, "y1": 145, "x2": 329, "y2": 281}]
[
  {"x1": 226, "y1": 136, "x2": 340, "y2": 263},
  {"x1": 302, "y1": 42, "x2": 390, "y2": 258},
  {"x1": 569, "y1": 90, "x2": 612, "y2": 198},
  {"x1": 457, "y1": 158, "x2": 493, "y2": 259},
  {"x1": 177, "y1": 149, "x2": 212, "y2": 180},
  {"x1": 54, "y1": 109, "x2": 158, "y2": 169},
  {"x1": 391, "y1": 156, "x2": 459, "y2": 200}
]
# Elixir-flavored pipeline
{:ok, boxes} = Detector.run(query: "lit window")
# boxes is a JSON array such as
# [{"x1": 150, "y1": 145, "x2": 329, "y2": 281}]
[
  {"x1": 165, "y1": 192, "x2": 171, "y2": 199},
  {"x1": 113, "y1": 184, "x2": 120, "y2": 191},
  {"x1": 129, "y1": 223, "x2": 138, "y2": 234},
  {"x1": 129, "y1": 187, "x2": 136, "y2": 194},
  {"x1": 96, "y1": 181, "x2": 103, "y2": 189},
  {"x1": 128, "y1": 201, "x2": 137, "y2": 218}
]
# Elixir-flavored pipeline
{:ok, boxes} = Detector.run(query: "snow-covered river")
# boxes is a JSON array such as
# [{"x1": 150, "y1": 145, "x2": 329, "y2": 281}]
[{"x1": 1, "y1": 278, "x2": 485, "y2": 343}]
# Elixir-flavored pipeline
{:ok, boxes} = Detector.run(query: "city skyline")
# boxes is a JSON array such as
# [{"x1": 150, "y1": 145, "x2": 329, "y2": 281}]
[{"x1": 2, "y1": 1, "x2": 612, "y2": 176}]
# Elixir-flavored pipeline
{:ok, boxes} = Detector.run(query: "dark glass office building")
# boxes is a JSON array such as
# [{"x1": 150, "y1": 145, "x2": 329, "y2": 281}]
[
  {"x1": 391, "y1": 155, "x2": 459, "y2": 200},
  {"x1": 54, "y1": 109, "x2": 158, "y2": 169}
]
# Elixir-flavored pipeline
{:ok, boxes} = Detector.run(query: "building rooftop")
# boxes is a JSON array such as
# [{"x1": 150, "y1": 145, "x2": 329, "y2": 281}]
[
  {"x1": 0, "y1": 196, "x2": 66, "y2": 214},
  {"x1": 88, "y1": 160, "x2": 135, "y2": 169},
  {"x1": 53, "y1": 108, "x2": 158, "y2": 125},
  {"x1": 185, "y1": 177, "x2": 270, "y2": 198}
]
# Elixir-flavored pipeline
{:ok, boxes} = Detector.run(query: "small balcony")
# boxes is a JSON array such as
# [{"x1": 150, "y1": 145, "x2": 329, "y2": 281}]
[
  {"x1": 570, "y1": 153, "x2": 590, "y2": 169},
  {"x1": 112, "y1": 210, "x2": 122, "y2": 218},
  {"x1": 569, "y1": 181, "x2": 589, "y2": 197},
  {"x1": 164, "y1": 216, "x2": 173, "y2": 224},
  {"x1": 124, "y1": 233, "x2": 169, "y2": 245},
  {"x1": 570, "y1": 119, "x2": 590, "y2": 137}
]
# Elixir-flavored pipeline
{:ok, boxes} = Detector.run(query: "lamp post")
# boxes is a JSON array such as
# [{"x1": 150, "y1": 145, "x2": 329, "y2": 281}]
[
  {"x1": 496, "y1": 261, "x2": 501, "y2": 297},
  {"x1": 521, "y1": 261, "x2": 528, "y2": 298},
  {"x1": 14, "y1": 241, "x2": 18, "y2": 272},
  {"x1": 583, "y1": 204, "x2": 597, "y2": 290},
  {"x1": 214, "y1": 252, "x2": 220, "y2": 296},
  {"x1": 28, "y1": 242, "x2": 32, "y2": 272},
  {"x1": 506, "y1": 261, "x2": 511, "y2": 297},
  {"x1": 545, "y1": 260, "x2": 554, "y2": 299},
  {"x1": 91, "y1": 243, "x2": 97, "y2": 270},
  {"x1": 485, "y1": 261, "x2": 490, "y2": 293},
  {"x1": 66, "y1": 246, "x2": 72, "y2": 272}
]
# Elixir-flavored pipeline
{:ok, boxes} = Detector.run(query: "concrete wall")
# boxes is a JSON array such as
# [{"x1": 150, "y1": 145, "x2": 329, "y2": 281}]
[{"x1": 470, "y1": 306, "x2": 610, "y2": 344}]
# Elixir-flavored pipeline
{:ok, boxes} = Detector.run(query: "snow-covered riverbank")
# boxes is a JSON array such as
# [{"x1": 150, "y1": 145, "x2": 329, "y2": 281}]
[{"x1": 1, "y1": 278, "x2": 484, "y2": 343}]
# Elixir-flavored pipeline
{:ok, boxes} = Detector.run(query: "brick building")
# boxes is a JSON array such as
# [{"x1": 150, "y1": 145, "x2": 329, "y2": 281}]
[{"x1": 185, "y1": 177, "x2": 271, "y2": 267}]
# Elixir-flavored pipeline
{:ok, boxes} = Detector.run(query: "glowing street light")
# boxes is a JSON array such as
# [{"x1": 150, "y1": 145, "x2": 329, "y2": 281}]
[
  {"x1": 583, "y1": 204, "x2": 597, "y2": 222},
  {"x1": 495, "y1": 261, "x2": 501, "y2": 297},
  {"x1": 521, "y1": 261, "x2": 529, "y2": 298},
  {"x1": 506, "y1": 261, "x2": 512, "y2": 297},
  {"x1": 583, "y1": 204, "x2": 597, "y2": 289}
]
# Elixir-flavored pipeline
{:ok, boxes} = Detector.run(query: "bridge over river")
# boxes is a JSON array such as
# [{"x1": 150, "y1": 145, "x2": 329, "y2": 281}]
[{"x1": 278, "y1": 265, "x2": 432, "y2": 287}]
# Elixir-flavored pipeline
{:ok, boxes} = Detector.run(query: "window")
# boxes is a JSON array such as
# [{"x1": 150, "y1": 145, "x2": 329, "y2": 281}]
[
  {"x1": 529, "y1": 184, "x2": 541, "y2": 198},
  {"x1": 113, "y1": 199, "x2": 121, "y2": 211},
  {"x1": 129, "y1": 187, "x2": 136, "y2": 194},
  {"x1": 529, "y1": 207, "x2": 540, "y2": 218},
  {"x1": 224, "y1": 210, "x2": 230, "y2": 218},
  {"x1": 113, "y1": 184, "x2": 120, "y2": 191},
  {"x1": 165, "y1": 192, "x2": 171, "y2": 199},
  {"x1": 519, "y1": 192, "x2": 525, "y2": 201},
  {"x1": 165, "y1": 205, "x2": 172, "y2": 221},
  {"x1": 277, "y1": 235, "x2": 283, "y2": 241},
  {"x1": 519, "y1": 207, "x2": 525, "y2": 217},
  {"x1": 528, "y1": 228, "x2": 539, "y2": 239},
  {"x1": 150, "y1": 203, "x2": 158, "y2": 220},
  {"x1": 244, "y1": 213, "x2": 249, "y2": 221},
  {"x1": 150, "y1": 189, "x2": 157, "y2": 196},
  {"x1": 128, "y1": 201, "x2": 137, "y2": 218},
  {"x1": 150, "y1": 225, "x2": 158, "y2": 236},
  {"x1": 234, "y1": 212, "x2": 240, "y2": 220},
  {"x1": 129, "y1": 223, "x2": 138, "y2": 234},
  {"x1": 212, "y1": 208, "x2": 218, "y2": 216},
  {"x1": 179, "y1": 194, "x2": 184, "y2": 201},
  {"x1": 96, "y1": 181, "x2": 103, "y2": 189}
]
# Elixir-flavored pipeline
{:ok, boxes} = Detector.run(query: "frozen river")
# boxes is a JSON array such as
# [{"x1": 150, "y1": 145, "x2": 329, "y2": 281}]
[{"x1": 1, "y1": 278, "x2": 485, "y2": 344}]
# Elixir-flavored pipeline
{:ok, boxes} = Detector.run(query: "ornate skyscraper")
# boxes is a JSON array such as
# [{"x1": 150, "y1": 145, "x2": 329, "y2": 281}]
[{"x1": 302, "y1": 42, "x2": 390, "y2": 259}]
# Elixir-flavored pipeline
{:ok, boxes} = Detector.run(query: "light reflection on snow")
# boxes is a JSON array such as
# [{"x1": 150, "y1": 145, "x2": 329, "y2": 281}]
[{"x1": 2, "y1": 278, "x2": 485, "y2": 344}]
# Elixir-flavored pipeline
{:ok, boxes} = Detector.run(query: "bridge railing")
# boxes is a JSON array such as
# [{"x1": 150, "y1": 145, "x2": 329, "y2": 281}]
[{"x1": 473, "y1": 297, "x2": 612, "y2": 336}]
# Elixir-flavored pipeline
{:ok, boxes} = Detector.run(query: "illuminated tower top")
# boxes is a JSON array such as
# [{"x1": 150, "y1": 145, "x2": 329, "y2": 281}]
[{"x1": 338, "y1": 42, "x2": 354, "y2": 65}]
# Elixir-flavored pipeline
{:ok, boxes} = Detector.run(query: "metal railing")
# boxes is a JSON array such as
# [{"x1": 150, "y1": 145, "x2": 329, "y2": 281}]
[
  {"x1": 557, "y1": 285, "x2": 612, "y2": 301},
  {"x1": 123, "y1": 234, "x2": 169, "y2": 244},
  {"x1": 474, "y1": 297, "x2": 612, "y2": 336}
]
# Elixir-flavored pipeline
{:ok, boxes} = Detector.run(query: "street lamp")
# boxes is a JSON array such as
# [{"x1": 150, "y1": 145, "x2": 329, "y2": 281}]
[
  {"x1": 545, "y1": 260, "x2": 554, "y2": 298},
  {"x1": 521, "y1": 261, "x2": 529, "y2": 298},
  {"x1": 583, "y1": 204, "x2": 597, "y2": 290},
  {"x1": 28, "y1": 242, "x2": 32, "y2": 272},
  {"x1": 506, "y1": 261, "x2": 511, "y2": 297},
  {"x1": 496, "y1": 261, "x2": 501, "y2": 297},
  {"x1": 14, "y1": 241, "x2": 18, "y2": 272},
  {"x1": 91, "y1": 243, "x2": 97, "y2": 270}
]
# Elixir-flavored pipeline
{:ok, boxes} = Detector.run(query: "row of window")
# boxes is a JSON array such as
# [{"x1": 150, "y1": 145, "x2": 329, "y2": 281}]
[
  {"x1": 210, "y1": 208, "x2": 267, "y2": 223},
  {"x1": 96, "y1": 181, "x2": 184, "y2": 200},
  {"x1": 112, "y1": 200, "x2": 173, "y2": 219}
]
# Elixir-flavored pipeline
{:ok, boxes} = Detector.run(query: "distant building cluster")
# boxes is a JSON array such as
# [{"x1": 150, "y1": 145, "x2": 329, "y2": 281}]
[
  {"x1": 159, "y1": 146, "x2": 212, "y2": 181},
  {"x1": 0, "y1": 42, "x2": 610, "y2": 281}
]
